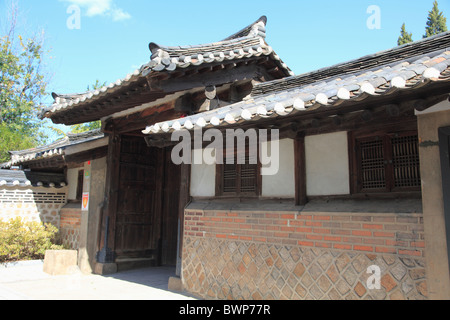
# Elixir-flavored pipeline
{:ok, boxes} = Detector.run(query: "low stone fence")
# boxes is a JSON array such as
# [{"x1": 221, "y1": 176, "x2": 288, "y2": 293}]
[{"x1": 0, "y1": 186, "x2": 68, "y2": 226}]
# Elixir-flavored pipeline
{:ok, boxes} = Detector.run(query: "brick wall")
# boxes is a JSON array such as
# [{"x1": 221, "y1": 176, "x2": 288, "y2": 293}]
[
  {"x1": 59, "y1": 206, "x2": 82, "y2": 249},
  {"x1": 182, "y1": 203, "x2": 427, "y2": 300},
  {"x1": 0, "y1": 187, "x2": 67, "y2": 226}
]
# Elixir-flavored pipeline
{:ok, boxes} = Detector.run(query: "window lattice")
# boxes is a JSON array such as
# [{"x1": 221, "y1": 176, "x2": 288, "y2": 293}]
[
  {"x1": 392, "y1": 135, "x2": 421, "y2": 188},
  {"x1": 356, "y1": 132, "x2": 421, "y2": 192},
  {"x1": 360, "y1": 139, "x2": 386, "y2": 190}
]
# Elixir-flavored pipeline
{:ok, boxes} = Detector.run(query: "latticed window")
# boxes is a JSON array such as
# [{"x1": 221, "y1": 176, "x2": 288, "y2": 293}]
[
  {"x1": 216, "y1": 143, "x2": 260, "y2": 196},
  {"x1": 354, "y1": 131, "x2": 421, "y2": 192}
]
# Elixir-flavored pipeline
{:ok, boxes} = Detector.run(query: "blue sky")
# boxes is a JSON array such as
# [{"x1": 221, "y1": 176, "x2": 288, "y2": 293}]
[{"x1": 1, "y1": 0, "x2": 449, "y2": 138}]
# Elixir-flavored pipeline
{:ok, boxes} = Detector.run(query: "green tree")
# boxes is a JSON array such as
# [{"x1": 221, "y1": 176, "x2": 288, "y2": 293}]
[
  {"x1": 0, "y1": 3, "x2": 50, "y2": 163},
  {"x1": 398, "y1": 23, "x2": 413, "y2": 46},
  {"x1": 424, "y1": 0, "x2": 448, "y2": 38},
  {"x1": 69, "y1": 80, "x2": 106, "y2": 134}
]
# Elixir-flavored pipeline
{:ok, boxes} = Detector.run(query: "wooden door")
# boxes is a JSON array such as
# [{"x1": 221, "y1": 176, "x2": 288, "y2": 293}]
[{"x1": 114, "y1": 136, "x2": 159, "y2": 259}]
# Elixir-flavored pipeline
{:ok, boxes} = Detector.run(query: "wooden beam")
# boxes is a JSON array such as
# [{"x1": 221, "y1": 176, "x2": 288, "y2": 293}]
[
  {"x1": 294, "y1": 133, "x2": 308, "y2": 206},
  {"x1": 174, "y1": 93, "x2": 195, "y2": 113},
  {"x1": 64, "y1": 146, "x2": 108, "y2": 167},
  {"x1": 149, "y1": 64, "x2": 263, "y2": 94},
  {"x1": 178, "y1": 163, "x2": 191, "y2": 263},
  {"x1": 385, "y1": 104, "x2": 400, "y2": 117}
]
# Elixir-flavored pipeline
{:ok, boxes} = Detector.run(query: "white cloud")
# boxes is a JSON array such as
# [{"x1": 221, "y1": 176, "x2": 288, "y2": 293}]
[
  {"x1": 110, "y1": 7, "x2": 131, "y2": 21},
  {"x1": 62, "y1": 0, "x2": 131, "y2": 21}
]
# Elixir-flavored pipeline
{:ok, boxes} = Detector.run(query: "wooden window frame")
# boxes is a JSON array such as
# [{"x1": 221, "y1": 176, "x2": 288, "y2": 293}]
[
  {"x1": 215, "y1": 142, "x2": 262, "y2": 198},
  {"x1": 349, "y1": 128, "x2": 421, "y2": 194}
]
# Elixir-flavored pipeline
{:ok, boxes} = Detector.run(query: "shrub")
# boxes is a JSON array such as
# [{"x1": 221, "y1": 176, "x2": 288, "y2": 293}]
[{"x1": 0, "y1": 218, "x2": 65, "y2": 263}]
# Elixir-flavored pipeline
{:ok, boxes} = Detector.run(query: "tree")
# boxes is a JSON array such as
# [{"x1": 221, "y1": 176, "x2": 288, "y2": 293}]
[
  {"x1": 0, "y1": 2, "x2": 50, "y2": 163},
  {"x1": 69, "y1": 80, "x2": 106, "y2": 134},
  {"x1": 397, "y1": 23, "x2": 413, "y2": 46},
  {"x1": 424, "y1": 0, "x2": 448, "y2": 38}
]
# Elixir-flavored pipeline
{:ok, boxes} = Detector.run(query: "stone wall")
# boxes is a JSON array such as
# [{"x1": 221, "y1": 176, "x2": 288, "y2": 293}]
[
  {"x1": 0, "y1": 186, "x2": 68, "y2": 226},
  {"x1": 181, "y1": 201, "x2": 427, "y2": 300}
]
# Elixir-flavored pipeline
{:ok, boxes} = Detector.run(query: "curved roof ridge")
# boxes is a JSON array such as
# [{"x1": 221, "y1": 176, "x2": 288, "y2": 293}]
[
  {"x1": 222, "y1": 15, "x2": 267, "y2": 41},
  {"x1": 148, "y1": 16, "x2": 267, "y2": 58}
]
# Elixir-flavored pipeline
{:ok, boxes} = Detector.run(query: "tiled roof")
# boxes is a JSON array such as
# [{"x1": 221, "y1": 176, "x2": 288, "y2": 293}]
[
  {"x1": 143, "y1": 32, "x2": 450, "y2": 135},
  {"x1": 42, "y1": 16, "x2": 292, "y2": 121},
  {"x1": 1, "y1": 129, "x2": 105, "y2": 168},
  {"x1": 0, "y1": 170, "x2": 66, "y2": 188},
  {"x1": 141, "y1": 16, "x2": 289, "y2": 75}
]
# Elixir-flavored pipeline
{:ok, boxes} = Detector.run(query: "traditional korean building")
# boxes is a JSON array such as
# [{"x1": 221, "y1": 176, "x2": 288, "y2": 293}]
[
  {"x1": 35, "y1": 17, "x2": 450, "y2": 299},
  {"x1": 41, "y1": 16, "x2": 293, "y2": 275}
]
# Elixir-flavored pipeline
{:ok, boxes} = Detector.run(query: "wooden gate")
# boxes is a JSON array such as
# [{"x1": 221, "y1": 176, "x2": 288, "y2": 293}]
[
  {"x1": 114, "y1": 136, "x2": 160, "y2": 260},
  {"x1": 107, "y1": 136, "x2": 181, "y2": 267}
]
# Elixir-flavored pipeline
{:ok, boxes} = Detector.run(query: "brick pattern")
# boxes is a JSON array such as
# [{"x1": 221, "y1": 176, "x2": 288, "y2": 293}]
[
  {"x1": 182, "y1": 208, "x2": 427, "y2": 300},
  {"x1": 59, "y1": 208, "x2": 81, "y2": 249},
  {"x1": 0, "y1": 187, "x2": 67, "y2": 226},
  {"x1": 184, "y1": 210, "x2": 425, "y2": 257},
  {"x1": 182, "y1": 237, "x2": 427, "y2": 300}
]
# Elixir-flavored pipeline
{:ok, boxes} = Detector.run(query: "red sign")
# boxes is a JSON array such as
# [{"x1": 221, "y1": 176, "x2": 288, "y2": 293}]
[{"x1": 82, "y1": 193, "x2": 89, "y2": 211}]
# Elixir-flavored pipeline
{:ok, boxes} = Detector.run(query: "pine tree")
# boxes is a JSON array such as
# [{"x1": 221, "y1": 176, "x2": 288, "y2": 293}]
[
  {"x1": 398, "y1": 23, "x2": 413, "y2": 45},
  {"x1": 423, "y1": 0, "x2": 448, "y2": 38}
]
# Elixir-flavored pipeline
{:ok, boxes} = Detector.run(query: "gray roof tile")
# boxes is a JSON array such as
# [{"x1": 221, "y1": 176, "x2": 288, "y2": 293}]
[
  {"x1": 0, "y1": 170, "x2": 66, "y2": 188},
  {"x1": 144, "y1": 32, "x2": 450, "y2": 135}
]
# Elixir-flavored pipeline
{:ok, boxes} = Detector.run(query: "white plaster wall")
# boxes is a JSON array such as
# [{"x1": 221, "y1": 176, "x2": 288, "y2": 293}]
[
  {"x1": 190, "y1": 148, "x2": 216, "y2": 197},
  {"x1": 305, "y1": 131, "x2": 350, "y2": 196},
  {"x1": 262, "y1": 138, "x2": 295, "y2": 198}
]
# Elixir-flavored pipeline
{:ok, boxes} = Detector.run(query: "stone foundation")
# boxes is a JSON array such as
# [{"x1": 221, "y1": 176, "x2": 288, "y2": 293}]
[
  {"x1": 181, "y1": 200, "x2": 427, "y2": 300},
  {"x1": 182, "y1": 237, "x2": 427, "y2": 300}
]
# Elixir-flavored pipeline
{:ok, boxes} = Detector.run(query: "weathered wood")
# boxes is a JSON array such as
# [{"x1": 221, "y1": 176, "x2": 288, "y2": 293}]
[
  {"x1": 174, "y1": 93, "x2": 195, "y2": 113},
  {"x1": 294, "y1": 133, "x2": 307, "y2": 206},
  {"x1": 161, "y1": 147, "x2": 182, "y2": 266},
  {"x1": 113, "y1": 136, "x2": 160, "y2": 261},
  {"x1": 97, "y1": 132, "x2": 122, "y2": 260},
  {"x1": 64, "y1": 146, "x2": 108, "y2": 167},
  {"x1": 178, "y1": 163, "x2": 191, "y2": 263},
  {"x1": 361, "y1": 109, "x2": 373, "y2": 122},
  {"x1": 150, "y1": 63, "x2": 263, "y2": 94},
  {"x1": 385, "y1": 104, "x2": 400, "y2": 117}
]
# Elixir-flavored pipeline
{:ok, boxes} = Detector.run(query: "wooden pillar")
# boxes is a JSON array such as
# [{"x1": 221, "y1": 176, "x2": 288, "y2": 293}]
[
  {"x1": 177, "y1": 163, "x2": 191, "y2": 276},
  {"x1": 294, "y1": 133, "x2": 308, "y2": 206},
  {"x1": 154, "y1": 148, "x2": 165, "y2": 266},
  {"x1": 96, "y1": 132, "x2": 121, "y2": 265}
]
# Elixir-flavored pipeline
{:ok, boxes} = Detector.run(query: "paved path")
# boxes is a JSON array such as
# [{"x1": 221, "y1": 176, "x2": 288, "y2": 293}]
[{"x1": 0, "y1": 261, "x2": 197, "y2": 300}]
